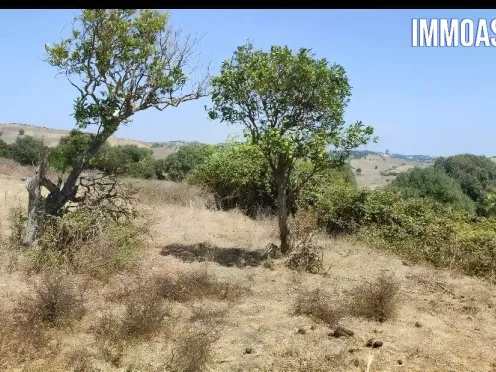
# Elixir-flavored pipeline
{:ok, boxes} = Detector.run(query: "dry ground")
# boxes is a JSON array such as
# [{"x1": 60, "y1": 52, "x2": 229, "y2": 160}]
[
  {"x1": 350, "y1": 155, "x2": 430, "y2": 190},
  {"x1": 1, "y1": 160, "x2": 496, "y2": 371}
]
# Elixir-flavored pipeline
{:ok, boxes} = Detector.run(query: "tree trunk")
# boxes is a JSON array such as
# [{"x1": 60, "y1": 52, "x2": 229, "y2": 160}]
[
  {"x1": 276, "y1": 176, "x2": 290, "y2": 254},
  {"x1": 22, "y1": 156, "x2": 49, "y2": 246},
  {"x1": 23, "y1": 127, "x2": 115, "y2": 246}
]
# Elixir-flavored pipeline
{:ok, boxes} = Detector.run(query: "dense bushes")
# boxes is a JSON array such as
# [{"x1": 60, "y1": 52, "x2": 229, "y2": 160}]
[
  {"x1": 157, "y1": 143, "x2": 214, "y2": 182},
  {"x1": 390, "y1": 166, "x2": 476, "y2": 214},
  {"x1": 10, "y1": 136, "x2": 46, "y2": 166},
  {"x1": 434, "y1": 154, "x2": 496, "y2": 215},
  {"x1": 188, "y1": 141, "x2": 357, "y2": 217}
]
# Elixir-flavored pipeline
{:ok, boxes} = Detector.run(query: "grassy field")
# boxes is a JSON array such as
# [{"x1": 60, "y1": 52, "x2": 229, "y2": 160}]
[{"x1": 1, "y1": 157, "x2": 496, "y2": 371}]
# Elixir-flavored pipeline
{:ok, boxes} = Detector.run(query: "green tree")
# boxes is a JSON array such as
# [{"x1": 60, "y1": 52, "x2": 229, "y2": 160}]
[
  {"x1": 10, "y1": 136, "x2": 45, "y2": 166},
  {"x1": 50, "y1": 129, "x2": 94, "y2": 172},
  {"x1": 91, "y1": 144, "x2": 153, "y2": 174},
  {"x1": 207, "y1": 43, "x2": 376, "y2": 253},
  {"x1": 23, "y1": 9, "x2": 208, "y2": 246},
  {"x1": 390, "y1": 166, "x2": 476, "y2": 214},
  {"x1": 158, "y1": 143, "x2": 214, "y2": 181},
  {"x1": 0, "y1": 139, "x2": 11, "y2": 158},
  {"x1": 434, "y1": 154, "x2": 496, "y2": 215}
]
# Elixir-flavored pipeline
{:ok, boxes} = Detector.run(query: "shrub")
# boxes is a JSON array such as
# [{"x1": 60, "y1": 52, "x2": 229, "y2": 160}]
[
  {"x1": 189, "y1": 141, "x2": 356, "y2": 217},
  {"x1": 168, "y1": 330, "x2": 216, "y2": 372},
  {"x1": 434, "y1": 154, "x2": 496, "y2": 215},
  {"x1": 15, "y1": 272, "x2": 85, "y2": 328},
  {"x1": 50, "y1": 129, "x2": 93, "y2": 172},
  {"x1": 22, "y1": 204, "x2": 144, "y2": 279},
  {"x1": 18, "y1": 128, "x2": 25, "y2": 135},
  {"x1": 0, "y1": 139, "x2": 11, "y2": 158},
  {"x1": 293, "y1": 288, "x2": 342, "y2": 327},
  {"x1": 9, "y1": 135, "x2": 45, "y2": 165},
  {"x1": 310, "y1": 181, "x2": 369, "y2": 235},
  {"x1": 153, "y1": 267, "x2": 247, "y2": 303},
  {"x1": 355, "y1": 167, "x2": 361, "y2": 174},
  {"x1": 390, "y1": 166, "x2": 476, "y2": 214},
  {"x1": 347, "y1": 273, "x2": 400, "y2": 322},
  {"x1": 188, "y1": 141, "x2": 273, "y2": 216},
  {"x1": 120, "y1": 291, "x2": 170, "y2": 340},
  {"x1": 158, "y1": 142, "x2": 215, "y2": 182},
  {"x1": 126, "y1": 156, "x2": 159, "y2": 179},
  {"x1": 91, "y1": 144, "x2": 153, "y2": 175}
]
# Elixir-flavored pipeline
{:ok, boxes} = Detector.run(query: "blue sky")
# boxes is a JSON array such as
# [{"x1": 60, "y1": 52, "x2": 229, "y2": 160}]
[{"x1": 1, "y1": 9, "x2": 496, "y2": 156}]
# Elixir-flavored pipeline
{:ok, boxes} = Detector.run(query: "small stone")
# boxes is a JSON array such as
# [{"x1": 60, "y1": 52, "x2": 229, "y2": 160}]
[
  {"x1": 397, "y1": 359, "x2": 403, "y2": 365},
  {"x1": 348, "y1": 348, "x2": 359, "y2": 353},
  {"x1": 352, "y1": 358, "x2": 360, "y2": 367},
  {"x1": 330, "y1": 326, "x2": 354, "y2": 338},
  {"x1": 415, "y1": 321, "x2": 422, "y2": 328},
  {"x1": 372, "y1": 340, "x2": 383, "y2": 348},
  {"x1": 297, "y1": 328, "x2": 307, "y2": 334},
  {"x1": 310, "y1": 325, "x2": 316, "y2": 330},
  {"x1": 402, "y1": 260, "x2": 410, "y2": 266},
  {"x1": 244, "y1": 347, "x2": 253, "y2": 354},
  {"x1": 366, "y1": 338, "x2": 374, "y2": 347}
]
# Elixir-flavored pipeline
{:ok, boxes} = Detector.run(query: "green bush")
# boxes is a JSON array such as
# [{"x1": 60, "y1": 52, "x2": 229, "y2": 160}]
[
  {"x1": 390, "y1": 166, "x2": 476, "y2": 214},
  {"x1": 0, "y1": 139, "x2": 11, "y2": 158},
  {"x1": 91, "y1": 144, "x2": 153, "y2": 174},
  {"x1": 50, "y1": 129, "x2": 93, "y2": 172},
  {"x1": 309, "y1": 181, "x2": 369, "y2": 234},
  {"x1": 434, "y1": 154, "x2": 496, "y2": 215},
  {"x1": 126, "y1": 157, "x2": 159, "y2": 180},
  {"x1": 188, "y1": 142, "x2": 272, "y2": 216},
  {"x1": 158, "y1": 143, "x2": 214, "y2": 182},
  {"x1": 9, "y1": 135, "x2": 45, "y2": 166},
  {"x1": 189, "y1": 141, "x2": 356, "y2": 217}
]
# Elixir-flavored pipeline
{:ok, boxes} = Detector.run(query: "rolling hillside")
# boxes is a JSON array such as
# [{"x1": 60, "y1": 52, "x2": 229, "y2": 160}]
[{"x1": 0, "y1": 122, "x2": 468, "y2": 190}]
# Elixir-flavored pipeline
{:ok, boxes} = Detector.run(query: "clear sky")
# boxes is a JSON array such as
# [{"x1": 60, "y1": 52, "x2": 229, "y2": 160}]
[{"x1": 1, "y1": 9, "x2": 496, "y2": 157}]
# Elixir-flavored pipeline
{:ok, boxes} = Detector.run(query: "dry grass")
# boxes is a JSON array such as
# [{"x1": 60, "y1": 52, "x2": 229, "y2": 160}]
[
  {"x1": 347, "y1": 272, "x2": 401, "y2": 322},
  {"x1": 1, "y1": 167, "x2": 496, "y2": 371},
  {"x1": 293, "y1": 288, "x2": 342, "y2": 327},
  {"x1": 15, "y1": 272, "x2": 86, "y2": 329},
  {"x1": 168, "y1": 330, "x2": 217, "y2": 372},
  {"x1": 153, "y1": 266, "x2": 247, "y2": 303},
  {"x1": 131, "y1": 178, "x2": 214, "y2": 208}
]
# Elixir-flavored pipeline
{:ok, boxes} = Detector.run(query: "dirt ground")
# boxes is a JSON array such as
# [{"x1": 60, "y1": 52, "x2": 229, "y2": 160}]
[{"x1": 1, "y1": 160, "x2": 495, "y2": 371}]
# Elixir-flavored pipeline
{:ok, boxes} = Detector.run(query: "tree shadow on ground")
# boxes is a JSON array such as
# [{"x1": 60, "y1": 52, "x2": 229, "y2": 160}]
[{"x1": 160, "y1": 242, "x2": 274, "y2": 268}]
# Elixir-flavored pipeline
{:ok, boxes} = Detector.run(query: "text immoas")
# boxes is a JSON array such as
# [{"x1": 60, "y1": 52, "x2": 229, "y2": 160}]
[{"x1": 412, "y1": 18, "x2": 496, "y2": 47}]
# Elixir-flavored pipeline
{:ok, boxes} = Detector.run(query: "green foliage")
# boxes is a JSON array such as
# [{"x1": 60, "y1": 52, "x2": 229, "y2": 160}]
[
  {"x1": 0, "y1": 139, "x2": 11, "y2": 158},
  {"x1": 390, "y1": 166, "x2": 476, "y2": 214},
  {"x1": 208, "y1": 42, "x2": 376, "y2": 251},
  {"x1": 91, "y1": 145, "x2": 153, "y2": 174},
  {"x1": 126, "y1": 157, "x2": 159, "y2": 180},
  {"x1": 50, "y1": 129, "x2": 94, "y2": 172},
  {"x1": 189, "y1": 141, "x2": 356, "y2": 217},
  {"x1": 309, "y1": 181, "x2": 369, "y2": 234},
  {"x1": 45, "y1": 9, "x2": 205, "y2": 131},
  {"x1": 158, "y1": 143, "x2": 215, "y2": 182},
  {"x1": 10, "y1": 136, "x2": 45, "y2": 166},
  {"x1": 208, "y1": 42, "x2": 376, "y2": 181},
  {"x1": 188, "y1": 141, "x2": 272, "y2": 216},
  {"x1": 434, "y1": 154, "x2": 496, "y2": 215},
  {"x1": 18, "y1": 129, "x2": 25, "y2": 135}
]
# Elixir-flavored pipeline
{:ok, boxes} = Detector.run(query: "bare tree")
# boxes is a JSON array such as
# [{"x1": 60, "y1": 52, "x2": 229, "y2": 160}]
[{"x1": 22, "y1": 9, "x2": 209, "y2": 246}]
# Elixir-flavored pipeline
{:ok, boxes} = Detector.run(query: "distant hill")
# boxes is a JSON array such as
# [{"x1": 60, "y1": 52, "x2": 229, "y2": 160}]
[
  {"x1": 0, "y1": 123, "x2": 150, "y2": 149},
  {"x1": 350, "y1": 150, "x2": 436, "y2": 163},
  {"x1": 0, "y1": 123, "x2": 199, "y2": 159}
]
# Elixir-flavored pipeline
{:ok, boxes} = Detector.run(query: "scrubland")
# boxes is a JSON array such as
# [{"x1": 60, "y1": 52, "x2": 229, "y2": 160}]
[{"x1": 1, "y1": 158, "x2": 496, "y2": 372}]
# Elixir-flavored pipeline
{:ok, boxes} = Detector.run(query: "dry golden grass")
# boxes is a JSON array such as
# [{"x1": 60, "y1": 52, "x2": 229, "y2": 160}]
[
  {"x1": 347, "y1": 273, "x2": 401, "y2": 323},
  {"x1": 1, "y1": 170, "x2": 496, "y2": 371}
]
